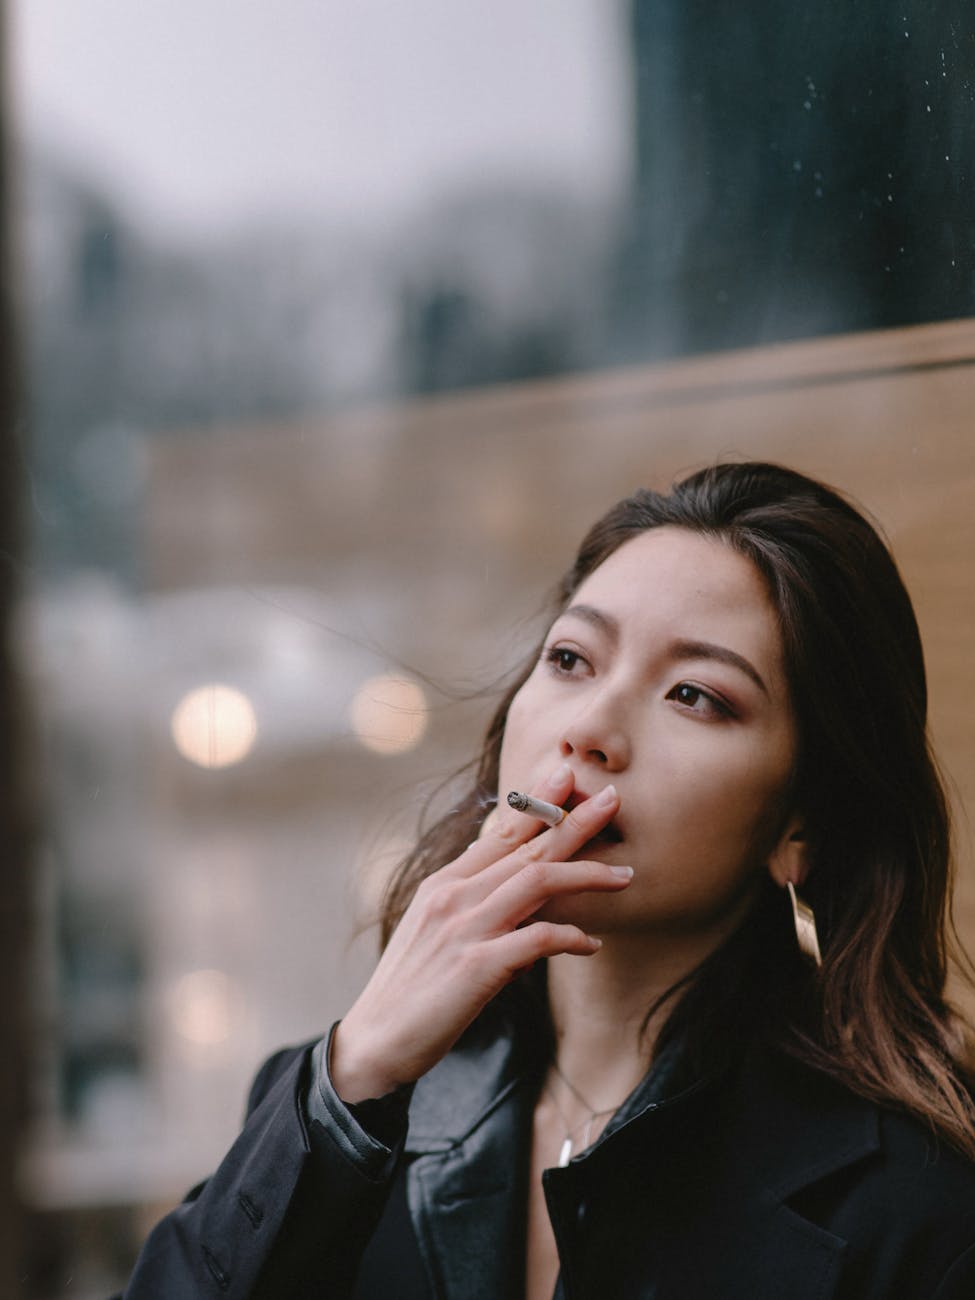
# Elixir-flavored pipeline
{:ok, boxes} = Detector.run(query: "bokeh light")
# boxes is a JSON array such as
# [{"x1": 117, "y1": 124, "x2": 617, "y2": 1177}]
[
  {"x1": 165, "y1": 969, "x2": 240, "y2": 1047},
  {"x1": 349, "y1": 674, "x2": 428, "y2": 754},
  {"x1": 171, "y1": 683, "x2": 258, "y2": 769}
]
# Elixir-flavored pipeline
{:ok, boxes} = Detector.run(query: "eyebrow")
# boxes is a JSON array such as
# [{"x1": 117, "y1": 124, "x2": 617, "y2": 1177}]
[
  {"x1": 562, "y1": 603, "x2": 620, "y2": 642},
  {"x1": 669, "y1": 638, "x2": 769, "y2": 697},
  {"x1": 561, "y1": 605, "x2": 769, "y2": 697}
]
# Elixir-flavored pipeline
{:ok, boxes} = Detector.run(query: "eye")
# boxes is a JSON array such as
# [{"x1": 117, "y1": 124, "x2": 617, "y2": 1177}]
[
  {"x1": 666, "y1": 682, "x2": 733, "y2": 719},
  {"x1": 543, "y1": 645, "x2": 589, "y2": 676}
]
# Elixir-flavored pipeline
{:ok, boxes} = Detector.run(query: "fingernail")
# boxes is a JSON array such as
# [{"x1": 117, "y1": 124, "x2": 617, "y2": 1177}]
[
  {"x1": 587, "y1": 935, "x2": 603, "y2": 950},
  {"x1": 593, "y1": 783, "x2": 617, "y2": 808},
  {"x1": 611, "y1": 866, "x2": 634, "y2": 880},
  {"x1": 548, "y1": 762, "x2": 572, "y2": 786}
]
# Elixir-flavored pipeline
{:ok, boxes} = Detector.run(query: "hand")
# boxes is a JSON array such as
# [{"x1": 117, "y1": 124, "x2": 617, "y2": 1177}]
[{"x1": 330, "y1": 765, "x2": 631, "y2": 1102}]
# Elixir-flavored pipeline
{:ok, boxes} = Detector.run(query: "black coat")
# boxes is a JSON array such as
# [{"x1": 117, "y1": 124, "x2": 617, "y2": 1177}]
[{"x1": 121, "y1": 1018, "x2": 975, "y2": 1299}]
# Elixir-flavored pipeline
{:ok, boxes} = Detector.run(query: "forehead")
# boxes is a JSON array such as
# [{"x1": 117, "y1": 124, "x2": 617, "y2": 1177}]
[{"x1": 570, "y1": 526, "x2": 784, "y2": 668}]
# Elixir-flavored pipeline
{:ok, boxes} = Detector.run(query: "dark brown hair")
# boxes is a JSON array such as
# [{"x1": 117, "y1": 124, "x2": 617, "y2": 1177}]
[{"x1": 382, "y1": 462, "x2": 975, "y2": 1157}]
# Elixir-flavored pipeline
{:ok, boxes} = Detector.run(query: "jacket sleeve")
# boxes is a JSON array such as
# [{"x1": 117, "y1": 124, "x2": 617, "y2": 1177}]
[{"x1": 120, "y1": 1028, "x2": 407, "y2": 1299}]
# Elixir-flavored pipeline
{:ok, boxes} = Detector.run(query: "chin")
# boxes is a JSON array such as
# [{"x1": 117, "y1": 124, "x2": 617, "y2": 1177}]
[{"x1": 533, "y1": 893, "x2": 631, "y2": 933}]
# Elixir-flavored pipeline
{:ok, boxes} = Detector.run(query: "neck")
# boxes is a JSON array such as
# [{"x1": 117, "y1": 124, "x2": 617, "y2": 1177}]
[{"x1": 544, "y1": 927, "x2": 724, "y2": 1107}]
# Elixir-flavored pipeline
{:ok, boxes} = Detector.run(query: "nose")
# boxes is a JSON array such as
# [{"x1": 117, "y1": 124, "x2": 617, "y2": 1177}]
[{"x1": 559, "y1": 691, "x2": 631, "y2": 772}]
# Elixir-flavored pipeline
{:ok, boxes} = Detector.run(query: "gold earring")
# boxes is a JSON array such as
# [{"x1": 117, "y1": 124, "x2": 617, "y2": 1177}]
[{"x1": 786, "y1": 881, "x2": 822, "y2": 967}]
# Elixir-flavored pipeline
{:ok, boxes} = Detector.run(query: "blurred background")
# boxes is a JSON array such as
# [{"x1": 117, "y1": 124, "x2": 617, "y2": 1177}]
[{"x1": 2, "y1": 2, "x2": 974, "y2": 1294}]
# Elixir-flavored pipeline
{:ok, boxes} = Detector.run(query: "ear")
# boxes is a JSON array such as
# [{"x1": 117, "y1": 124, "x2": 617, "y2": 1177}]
[{"x1": 766, "y1": 815, "x2": 810, "y2": 889}]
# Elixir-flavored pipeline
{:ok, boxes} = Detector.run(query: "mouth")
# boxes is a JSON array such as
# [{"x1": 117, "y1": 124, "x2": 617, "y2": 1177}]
[
  {"x1": 580, "y1": 824, "x2": 624, "y2": 851},
  {"x1": 563, "y1": 792, "x2": 624, "y2": 849}
]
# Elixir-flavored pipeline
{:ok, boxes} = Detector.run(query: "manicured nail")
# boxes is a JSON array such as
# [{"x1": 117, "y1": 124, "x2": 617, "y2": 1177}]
[
  {"x1": 548, "y1": 763, "x2": 572, "y2": 786},
  {"x1": 587, "y1": 935, "x2": 602, "y2": 950},
  {"x1": 611, "y1": 866, "x2": 634, "y2": 880},
  {"x1": 593, "y1": 783, "x2": 617, "y2": 808}
]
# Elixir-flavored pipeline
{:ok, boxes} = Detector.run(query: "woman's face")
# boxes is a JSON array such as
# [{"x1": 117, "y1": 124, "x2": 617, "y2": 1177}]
[{"x1": 497, "y1": 526, "x2": 799, "y2": 939}]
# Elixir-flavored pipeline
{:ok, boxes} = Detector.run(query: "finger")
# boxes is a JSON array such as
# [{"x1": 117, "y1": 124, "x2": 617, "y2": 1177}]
[
  {"x1": 476, "y1": 858, "x2": 633, "y2": 931},
  {"x1": 491, "y1": 920, "x2": 603, "y2": 972},
  {"x1": 447, "y1": 763, "x2": 575, "y2": 879},
  {"x1": 488, "y1": 763, "x2": 576, "y2": 843},
  {"x1": 464, "y1": 782, "x2": 620, "y2": 897}
]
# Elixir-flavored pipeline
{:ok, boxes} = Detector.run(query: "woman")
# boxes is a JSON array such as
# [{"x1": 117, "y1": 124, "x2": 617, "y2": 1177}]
[{"x1": 122, "y1": 462, "x2": 975, "y2": 1299}]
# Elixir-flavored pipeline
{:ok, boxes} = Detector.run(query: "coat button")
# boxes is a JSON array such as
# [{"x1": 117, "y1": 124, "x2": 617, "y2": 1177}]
[{"x1": 576, "y1": 1200, "x2": 587, "y2": 1225}]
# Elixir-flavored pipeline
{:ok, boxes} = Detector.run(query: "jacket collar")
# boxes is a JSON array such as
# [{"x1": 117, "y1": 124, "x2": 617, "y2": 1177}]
[
  {"x1": 726, "y1": 1039, "x2": 881, "y2": 1199},
  {"x1": 405, "y1": 1019, "x2": 535, "y2": 1299},
  {"x1": 405, "y1": 1018, "x2": 527, "y2": 1154},
  {"x1": 402, "y1": 1022, "x2": 881, "y2": 1300}
]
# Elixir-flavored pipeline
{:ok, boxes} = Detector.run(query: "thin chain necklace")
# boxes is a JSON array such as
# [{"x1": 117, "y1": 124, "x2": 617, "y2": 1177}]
[{"x1": 545, "y1": 1060, "x2": 633, "y2": 1167}]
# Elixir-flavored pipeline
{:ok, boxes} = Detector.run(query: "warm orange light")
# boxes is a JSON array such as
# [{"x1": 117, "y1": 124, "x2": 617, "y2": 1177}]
[
  {"x1": 166, "y1": 969, "x2": 240, "y2": 1047},
  {"x1": 170, "y1": 683, "x2": 258, "y2": 768},
  {"x1": 349, "y1": 674, "x2": 428, "y2": 755}
]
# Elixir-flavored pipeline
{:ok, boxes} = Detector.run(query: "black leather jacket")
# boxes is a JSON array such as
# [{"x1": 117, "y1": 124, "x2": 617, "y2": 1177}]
[{"x1": 122, "y1": 1017, "x2": 975, "y2": 1299}]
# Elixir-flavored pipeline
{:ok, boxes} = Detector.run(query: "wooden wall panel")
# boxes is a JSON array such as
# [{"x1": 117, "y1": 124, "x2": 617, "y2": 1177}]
[{"x1": 148, "y1": 316, "x2": 975, "y2": 1005}]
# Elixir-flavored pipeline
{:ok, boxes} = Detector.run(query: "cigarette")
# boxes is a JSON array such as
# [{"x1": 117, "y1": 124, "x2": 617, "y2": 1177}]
[{"x1": 506, "y1": 791, "x2": 566, "y2": 827}]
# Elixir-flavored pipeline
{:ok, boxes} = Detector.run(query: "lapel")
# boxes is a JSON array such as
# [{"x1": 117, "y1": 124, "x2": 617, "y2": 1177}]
[
  {"x1": 404, "y1": 1020, "x2": 536, "y2": 1300},
  {"x1": 579, "y1": 1042, "x2": 880, "y2": 1300},
  {"x1": 545, "y1": 1041, "x2": 882, "y2": 1300},
  {"x1": 702, "y1": 1045, "x2": 881, "y2": 1300},
  {"x1": 727, "y1": 1041, "x2": 881, "y2": 1199},
  {"x1": 399, "y1": 1025, "x2": 884, "y2": 1300}
]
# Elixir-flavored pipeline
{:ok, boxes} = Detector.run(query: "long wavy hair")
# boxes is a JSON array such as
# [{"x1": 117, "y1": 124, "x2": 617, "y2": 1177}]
[{"x1": 381, "y1": 461, "x2": 975, "y2": 1158}]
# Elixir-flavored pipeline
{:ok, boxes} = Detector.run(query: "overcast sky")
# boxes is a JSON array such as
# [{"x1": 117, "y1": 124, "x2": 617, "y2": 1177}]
[{"x1": 10, "y1": 0, "x2": 632, "y2": 237}]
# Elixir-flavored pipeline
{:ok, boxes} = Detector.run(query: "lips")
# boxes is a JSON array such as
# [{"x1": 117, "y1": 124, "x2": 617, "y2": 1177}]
[{"x1": 563, "y1": 791, "x2": 624, "y2": 846}]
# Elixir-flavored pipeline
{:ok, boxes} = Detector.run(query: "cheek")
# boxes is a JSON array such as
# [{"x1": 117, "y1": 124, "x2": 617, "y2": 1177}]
[
  {"x1": 650, "y1": 741, "x2": 793, "y2": 866},
  {"x1": 731, "y1": 729, "x2": 797, "y2": 850},
  {"x1": 503, "y1": 687, "x2": 532, "y2": 737},
  {"x1": 498, "y1": 680, "x2": 551, "y2": 772},
  {"x1": 718, "y1": 762, "x2": 795, "y2": 875},
  {"x1": 496, "y1": 695, "x2": 532, "y2": 792}
]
